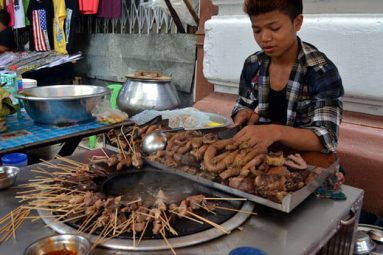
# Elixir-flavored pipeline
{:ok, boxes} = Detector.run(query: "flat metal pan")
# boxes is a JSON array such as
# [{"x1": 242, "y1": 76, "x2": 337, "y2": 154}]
[{"x1": 145, "y1": 159, "x2": 339, "y2": 213}]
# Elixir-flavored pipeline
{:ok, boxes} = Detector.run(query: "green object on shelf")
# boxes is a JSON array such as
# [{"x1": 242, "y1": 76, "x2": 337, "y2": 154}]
[
  {"x1": 108, "y1": 83, "x2": 122, "y2": 109},
  {"x1": 89, "y1": 83, "x2": 122, "y2": 149}
]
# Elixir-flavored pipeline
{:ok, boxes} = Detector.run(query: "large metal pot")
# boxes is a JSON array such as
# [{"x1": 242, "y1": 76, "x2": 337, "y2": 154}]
[{"x1": 117, "y1": 71, "x2": 181, "y2": 116}]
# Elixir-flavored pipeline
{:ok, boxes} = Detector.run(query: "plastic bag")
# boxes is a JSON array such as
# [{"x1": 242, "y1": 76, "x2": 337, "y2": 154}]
[{"x1": 92, "y1": 99, "x2": 129, "y2": 124}]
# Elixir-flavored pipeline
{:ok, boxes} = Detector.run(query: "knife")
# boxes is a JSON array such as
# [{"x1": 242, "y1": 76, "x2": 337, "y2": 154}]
[{"x1": 217, "y1": 125, "x2": 242, "y2": 139}]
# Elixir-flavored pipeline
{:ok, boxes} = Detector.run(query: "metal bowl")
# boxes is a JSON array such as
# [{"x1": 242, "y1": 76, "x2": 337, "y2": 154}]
[
  {"x1": 369, "y1": 229, "x2": 383, "y2": 243},
  {"x1": 354, "y1": 230, "x2": 376, "y2": 254},
  {"x1": 0, "y1": 166, "x2": 20, "y2": 189},
  {"x1": 24, "y1": 234, "x2": 91, "y2": 255},
  {"x1": 16, "y1": 85, "x2": 110, "y2": 125}
]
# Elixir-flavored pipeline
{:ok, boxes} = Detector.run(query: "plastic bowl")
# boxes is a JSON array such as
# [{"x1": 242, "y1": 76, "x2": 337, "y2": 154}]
[
  {"x1": 0, "y1": 166, "x2": 20, "y2": 189},
  {"x1": 229, "y1": 246, "x2": 267, "y2": 255},
  {"x1": 24, "y1": 234, "x2": 91, "y2": 255}
]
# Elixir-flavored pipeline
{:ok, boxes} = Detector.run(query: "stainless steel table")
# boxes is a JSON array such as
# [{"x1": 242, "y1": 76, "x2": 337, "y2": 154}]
[{"x1": 0, "y1": 149, "x2": 364, "y2": 255}]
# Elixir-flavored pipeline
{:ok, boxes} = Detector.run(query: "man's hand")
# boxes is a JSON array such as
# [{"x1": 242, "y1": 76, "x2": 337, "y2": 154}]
[
  {"x1": 233, "y1": 108, "x2": 259, "y2": 126},
  {"x1": 233, "y1": 125, "x2": 280, "y2": 154}
]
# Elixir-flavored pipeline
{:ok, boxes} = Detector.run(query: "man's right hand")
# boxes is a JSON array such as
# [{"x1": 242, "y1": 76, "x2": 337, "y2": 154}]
[{"x1": 233, "y1": 108, "x2": 259, "y2": 126}]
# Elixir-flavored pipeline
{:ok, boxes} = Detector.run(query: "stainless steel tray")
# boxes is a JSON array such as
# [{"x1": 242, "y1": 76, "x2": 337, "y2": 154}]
[{"x1": 145, "y1": 159, "x2": 339, "y2": 213}]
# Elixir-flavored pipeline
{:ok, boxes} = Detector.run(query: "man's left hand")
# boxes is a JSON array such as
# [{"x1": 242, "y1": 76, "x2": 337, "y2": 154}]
[{"x1": 233, "y1": 125, "x2": 279, "y2": 153}]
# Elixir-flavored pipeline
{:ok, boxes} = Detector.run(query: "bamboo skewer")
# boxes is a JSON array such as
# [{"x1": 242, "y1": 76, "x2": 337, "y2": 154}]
[
  {"x1": 10, "y1": 211, "x2": 15, "y2": 239},
  {"x1": 187, "y1": 211, "x2": 230, "y2": 234},
  {"x1": 160, "y1": 229, "x2": 176, "y2": 255},
  {"x1": 160, "y1": 215, "x2": 178, "y2": 236},
  {"x1": 100, "y1": 147, "x2": 110, "y2": 158},
  {"x1": 169, "y1": 210, "x2": 204, "y2": 225},
  {"x1": 137, "y1": 220, "x2": 150, "y2": 246}
]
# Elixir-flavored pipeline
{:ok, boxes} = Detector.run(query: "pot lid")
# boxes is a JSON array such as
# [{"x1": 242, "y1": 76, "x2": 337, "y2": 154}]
[{"x1": 126, "y1": 71, "x2": 171, "y2": 81}]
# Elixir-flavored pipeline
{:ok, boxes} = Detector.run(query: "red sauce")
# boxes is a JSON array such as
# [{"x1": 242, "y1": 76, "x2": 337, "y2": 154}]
[{"x1": 44, "y1": 251, "x2": 77, "y2": 255}]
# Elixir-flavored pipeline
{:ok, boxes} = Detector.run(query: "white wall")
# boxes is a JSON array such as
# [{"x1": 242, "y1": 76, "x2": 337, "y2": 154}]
[
  {"x1": 304, "y1": 0, "x2": 383, "y2": 13},
  {"x1": 203, "y1": 0, "x2": 383, "y2": 115}
]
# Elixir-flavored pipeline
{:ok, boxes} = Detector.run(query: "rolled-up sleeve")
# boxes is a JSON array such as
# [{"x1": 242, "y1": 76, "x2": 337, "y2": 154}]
[
  {"x1": 231, "y1": 56, "x2": 260, "y2": 119},
  {"x1": 306, "y1": 64, "x2": 344, "y2": 153}
]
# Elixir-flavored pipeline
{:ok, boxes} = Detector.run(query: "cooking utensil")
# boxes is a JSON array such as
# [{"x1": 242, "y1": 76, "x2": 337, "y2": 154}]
[
  {"x1": 141, "y1": 126, "x2": 185, "y2": 155},
  {"x1": 16, "y1": 85, "x2": 110, "y2": 125},
  {"x1": 0, "y1": 166, "x2": 20, "y2": 189},
  {"x1": 217, "y1": 125, "x2": 242, "y2": 139},
  {"x1": 142, "y1": 130, "x2": 168, "y2": 155},
  {"x1": 117, "y1": 71, "x2": 181, "y2": 116},
  {"x1": 354, "y1": 230, "x2": 376, "y2": 254},
  {"x1": 24, "y1": 234, "x2": 91, "y2": 255}
]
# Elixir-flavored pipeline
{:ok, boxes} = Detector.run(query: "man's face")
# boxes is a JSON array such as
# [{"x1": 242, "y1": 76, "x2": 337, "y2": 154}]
[{"x1": 250, "y1": 10, "x2": 303, "y2": 58}]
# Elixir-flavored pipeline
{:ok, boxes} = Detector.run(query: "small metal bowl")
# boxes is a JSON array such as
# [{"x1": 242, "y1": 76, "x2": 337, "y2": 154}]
[
  {"x1": 354, "y1": 230, "x2": 376, "y2": 254},
  {"x1": 369, "y1": 229, "x2": 383, "y2": 243},
  {"x1": 24, "y1": 234, "x2": 91, "y2": 255},
  {"x1": 0, "y1": 166, "x2": 20, "y2": 189}
]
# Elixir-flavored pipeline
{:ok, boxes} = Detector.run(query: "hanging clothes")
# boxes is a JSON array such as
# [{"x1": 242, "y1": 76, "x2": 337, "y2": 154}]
[
  {"x1": 79, "y1": 0, "x2": 98, "y2": 15},
  {"x1": 23, "y1": 0, "x2": 30, "y2": 26},
  {"x1": 97, "y1": 0, "x2": 121, "y2": 18},
  {"x1": 52, "y1": 0, "x2": 66, "y2": 54},
  {"x1": 6, "y1": 0, "x2": 15, "y2": 27},
  {"x1": 13, "y1": 0, "x2": 26, "y2": 28},
  {"x1": 27, "y1": 0, "x2": 54, "y2": 51},
  {"x1": 64, "y1": 0, "x2": 78, "y2": 54}
]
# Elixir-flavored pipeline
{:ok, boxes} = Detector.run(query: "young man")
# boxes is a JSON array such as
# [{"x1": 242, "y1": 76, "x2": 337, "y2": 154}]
[
  {"x1": 0, "y1": 9, "x2": 15, "y2": 53},
  {"x1": 232, "y1": 0, "x2": 344, "y2": 154}
]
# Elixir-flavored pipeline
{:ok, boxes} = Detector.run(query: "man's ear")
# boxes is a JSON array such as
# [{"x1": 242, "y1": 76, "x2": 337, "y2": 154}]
[{"x1": 294, "y1": 14, "x2": 303, "y2": 32}]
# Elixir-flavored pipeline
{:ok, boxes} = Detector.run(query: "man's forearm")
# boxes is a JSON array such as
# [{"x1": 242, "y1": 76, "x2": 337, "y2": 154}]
[
  {"x1": 0, "y1": 46, "x2": 9, "y2": 53},
  {"x1": 272, "y1": 124, "x2": 324, "y2": 152}
]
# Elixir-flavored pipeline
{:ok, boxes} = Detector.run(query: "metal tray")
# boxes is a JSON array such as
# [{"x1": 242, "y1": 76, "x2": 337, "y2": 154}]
[{"x1": 145, "y1": 159, "x2": 339, "y2": 213}]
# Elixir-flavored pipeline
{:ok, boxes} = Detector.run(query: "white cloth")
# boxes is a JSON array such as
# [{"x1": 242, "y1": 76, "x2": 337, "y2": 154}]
[{"x1": 13, "y1": 0, "x2": 26, "y2": 29}]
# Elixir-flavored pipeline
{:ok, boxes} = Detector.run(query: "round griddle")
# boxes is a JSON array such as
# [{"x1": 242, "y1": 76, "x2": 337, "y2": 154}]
[{"x1": 39, "y1": 165, "x2": 255, "y2": 251}]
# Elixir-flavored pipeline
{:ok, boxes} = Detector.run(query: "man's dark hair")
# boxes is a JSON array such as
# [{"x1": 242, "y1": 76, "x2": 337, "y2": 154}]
[
  {"x1": 243, "y1": 0, "x2": 303, "y2": 20},
  {"x1": 0, "y1": 9, "x2": 11, "y2": 27}
]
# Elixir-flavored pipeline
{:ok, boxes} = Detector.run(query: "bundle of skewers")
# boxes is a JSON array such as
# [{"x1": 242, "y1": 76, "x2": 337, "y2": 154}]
[{"x1": 0, "y1": 149, "x2": 255, "y2": 254}]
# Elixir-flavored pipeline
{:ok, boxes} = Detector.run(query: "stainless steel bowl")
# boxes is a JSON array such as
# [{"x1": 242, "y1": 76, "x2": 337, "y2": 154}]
[
  {"x1": 0, "y1": 166, "x2": 20, "y2": 189},
  {"x1": 369, "y1": 229, "x2": 383, "y2": 243},
  {"x1": 354, "y1": 230, "x2": 376, "y2": 254},
  {"x1": 24, "y1": 234, "x2": 91, "y2": 255},
  {"x1": 117, "y1": 74, "x2": 180, "y2": 116},
  {"x1": 16, "y1": 85, "x2": 110, "y2": 125}
]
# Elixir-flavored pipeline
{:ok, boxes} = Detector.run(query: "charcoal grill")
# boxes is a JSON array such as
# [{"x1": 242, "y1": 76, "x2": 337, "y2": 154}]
[{"x1": 38, "y1": 166, "x2": 254, "y2": 251}]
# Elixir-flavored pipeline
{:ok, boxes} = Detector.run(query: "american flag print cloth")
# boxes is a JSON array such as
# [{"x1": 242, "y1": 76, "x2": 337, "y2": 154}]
[{"x1": 32, "y1": 9, "x2": 51, "y2": 51}]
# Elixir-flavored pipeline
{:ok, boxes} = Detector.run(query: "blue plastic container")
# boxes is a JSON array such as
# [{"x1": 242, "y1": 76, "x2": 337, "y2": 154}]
[
  {"x1": 1, "y1": 153, "x2": 28, "y2": 167},
  {"x1": 229, "y1": 247, "x2": 267, "y2": 255}
]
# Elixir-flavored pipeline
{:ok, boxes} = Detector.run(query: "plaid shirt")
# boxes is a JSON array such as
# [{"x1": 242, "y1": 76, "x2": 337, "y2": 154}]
[{"x1": 232, "y1": 38, "x2": 344, "y2": 153}]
